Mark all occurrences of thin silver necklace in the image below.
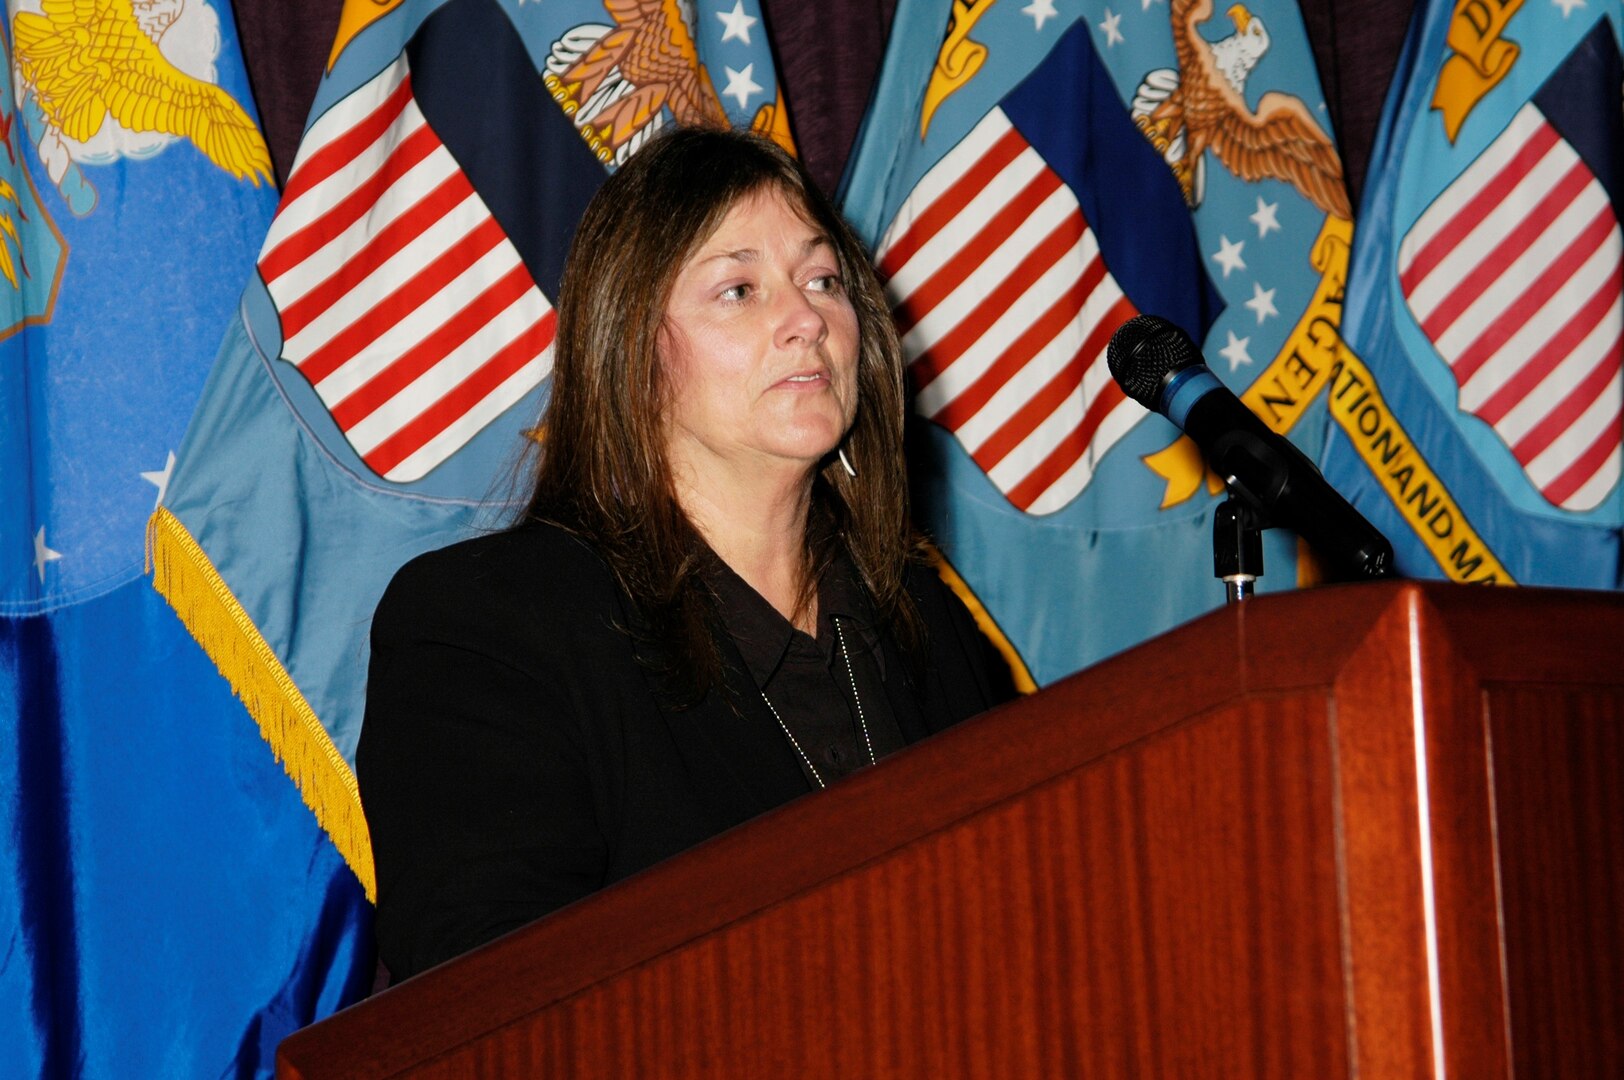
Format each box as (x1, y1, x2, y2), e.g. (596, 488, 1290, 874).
(759, 618, 876, 790)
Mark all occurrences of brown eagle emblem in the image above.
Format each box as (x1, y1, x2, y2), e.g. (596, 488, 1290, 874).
(1131, 0, 1351, 220)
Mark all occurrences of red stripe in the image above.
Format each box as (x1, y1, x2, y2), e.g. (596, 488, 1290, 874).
(893, 168, 1063, 337)
(261, 121, 442, 285)
(972, 295, 1132, 474)
(877, 125, 1026, 281)
(364, 310, 557, 476)
(1004, 379, 1130, 511)
(331, 260, 537, 429)
(1399, 121, 1560, 294)
(296, 216, 506, 385)
(909, 212, 1088, 393)
(277, 73, 416, 213)
(1476, 263, 1622, 425)
(1418, 158, 1590, 341)
(280, 169, 477, 340)
(1510, 329, 1621, 463)
(1449, 208, 1616, 386)
(927, 241, 1105, 431)
(1538, 392, 1622, 507)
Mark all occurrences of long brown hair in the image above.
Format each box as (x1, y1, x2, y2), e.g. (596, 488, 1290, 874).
(522, 128, 919, 698)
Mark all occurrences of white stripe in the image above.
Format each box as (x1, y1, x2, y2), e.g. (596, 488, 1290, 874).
(1433, 183, 1610, 363)
(1402, 137, 1578, 322)
(901, 186, 1080, 370)
(887, 147, 1051, 317)
(384, 347, 555, 482)
(281, 185, 489, 365)
(984, 349, 1115, 493)
(1490, 282, 1621, 446)
(269, 142, 466, 313)
(1458, 224, 1622, 416)
(1022, 396, 1142, 515)
(344, 286, 550, 452)
(307, 241, 526, 404)
(875, 109, 1013, 261)
(949, 256, 1122, 451)
(912, 232, 1088, 419)
(268, 97, 432, 261)
(1524, 367, 1623, 492)
(292, 54, 411, 172)
(1559, 439, 1622, 512)
(1398, 103, 1546, 279)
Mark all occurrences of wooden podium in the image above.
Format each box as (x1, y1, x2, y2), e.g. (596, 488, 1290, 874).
(279, 582, 1624, 1078)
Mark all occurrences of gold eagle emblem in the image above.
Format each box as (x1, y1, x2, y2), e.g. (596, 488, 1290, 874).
(11, 0, 272, 185)
(1133, 0, 1350, 220)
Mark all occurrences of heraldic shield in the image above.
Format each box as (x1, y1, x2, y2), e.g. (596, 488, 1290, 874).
(1398, 20, 1624, 515)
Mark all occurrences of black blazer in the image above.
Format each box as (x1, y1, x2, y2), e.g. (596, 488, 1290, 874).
(358, 520, 1014, 981)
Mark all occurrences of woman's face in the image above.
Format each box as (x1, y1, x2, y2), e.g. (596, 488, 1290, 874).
(658, 188, 860, 489)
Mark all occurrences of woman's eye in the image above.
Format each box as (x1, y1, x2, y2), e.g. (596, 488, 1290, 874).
(806, 274, 842, 294)
(719, 283, 752, 302)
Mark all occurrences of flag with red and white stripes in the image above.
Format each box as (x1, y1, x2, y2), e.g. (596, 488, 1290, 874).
(876, 108, 1140, 515)
(1399, 101, 1623, 513)
(261, 55, 558, 483)
(1326, 6, 1623, 588)
(863, 21, 1219, 520)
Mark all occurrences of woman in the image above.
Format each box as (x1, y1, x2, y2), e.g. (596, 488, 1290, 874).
(357, 129, 1014, 983)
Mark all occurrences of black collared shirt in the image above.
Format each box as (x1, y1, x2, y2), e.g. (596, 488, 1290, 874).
(707, 554, 906, 788)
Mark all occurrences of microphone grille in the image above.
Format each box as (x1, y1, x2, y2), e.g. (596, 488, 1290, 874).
(1107, 314, 1200, 409)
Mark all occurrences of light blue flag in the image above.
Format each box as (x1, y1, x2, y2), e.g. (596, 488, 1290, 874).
(150, 0, 791, 913)
(0, 3, 372, 1076)
(841, 0, 1355, 683)
(1324, 2, 1623, 586)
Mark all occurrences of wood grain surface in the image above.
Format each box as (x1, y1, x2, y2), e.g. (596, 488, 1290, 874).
(279, 582, 1624, 1079)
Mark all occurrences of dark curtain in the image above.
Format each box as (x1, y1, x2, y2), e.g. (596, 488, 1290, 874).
(235, 0, 1416, 214)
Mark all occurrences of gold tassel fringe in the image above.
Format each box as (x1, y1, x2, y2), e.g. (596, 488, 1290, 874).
(147, 507, 376, 902)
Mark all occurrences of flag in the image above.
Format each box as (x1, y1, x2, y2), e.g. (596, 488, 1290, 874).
(1325, 3, 1622, 585)
(149, 0, 791, 925)
(0, 3, 372, 1077)
(841, 0, 1352, 682)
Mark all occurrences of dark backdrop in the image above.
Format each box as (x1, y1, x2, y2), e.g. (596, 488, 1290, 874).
(233, 1, 1417, 208)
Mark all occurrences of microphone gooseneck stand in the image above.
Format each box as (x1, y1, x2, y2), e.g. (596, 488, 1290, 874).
(1214, 494, 1265, 604)
(1208, 493, 1266, 600)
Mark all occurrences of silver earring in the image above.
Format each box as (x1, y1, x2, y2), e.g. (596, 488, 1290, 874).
(838, 446, 857, 478)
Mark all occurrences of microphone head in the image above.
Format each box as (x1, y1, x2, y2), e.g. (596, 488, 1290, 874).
(1107, 314, 1202, 409)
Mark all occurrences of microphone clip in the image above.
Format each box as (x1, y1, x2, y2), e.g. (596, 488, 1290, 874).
(1214, 493, 1266, 604)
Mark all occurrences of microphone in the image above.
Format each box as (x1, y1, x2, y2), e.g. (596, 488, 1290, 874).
(1107, 314, 1393, 580)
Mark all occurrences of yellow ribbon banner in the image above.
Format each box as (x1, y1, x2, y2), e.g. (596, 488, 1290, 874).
(1432, 0, 1524, 142)
(1323, 354, 1513, 584)
(920, 0, 997, 139)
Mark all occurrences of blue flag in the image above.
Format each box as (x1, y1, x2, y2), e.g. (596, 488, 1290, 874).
(842, 0, 1352, 682)
(151, 0, 791, 914)
(0, 3, 372, 1076)
(1325, 3, 1623, 586)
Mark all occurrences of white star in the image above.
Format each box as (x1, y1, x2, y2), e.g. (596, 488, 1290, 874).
(1098, 8, 1124, 46)
(1219, 330, 1254, 371)
(721, 63, 762, 110)
(1552, 0, 1586, 16)
(1211, 234, 1246, 278)
(1023, 0, 1059, 30)
(1245, 281, 1279, 324)
(141, 450, 176, 510)
(33, 527, 62, 584)
(1250, 196, 1281, 238)
(716, 0, 758, 44)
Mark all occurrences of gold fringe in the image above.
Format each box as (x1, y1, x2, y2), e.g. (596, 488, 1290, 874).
(924, 542, 1038, 695)
(147, 507, 376, 902)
